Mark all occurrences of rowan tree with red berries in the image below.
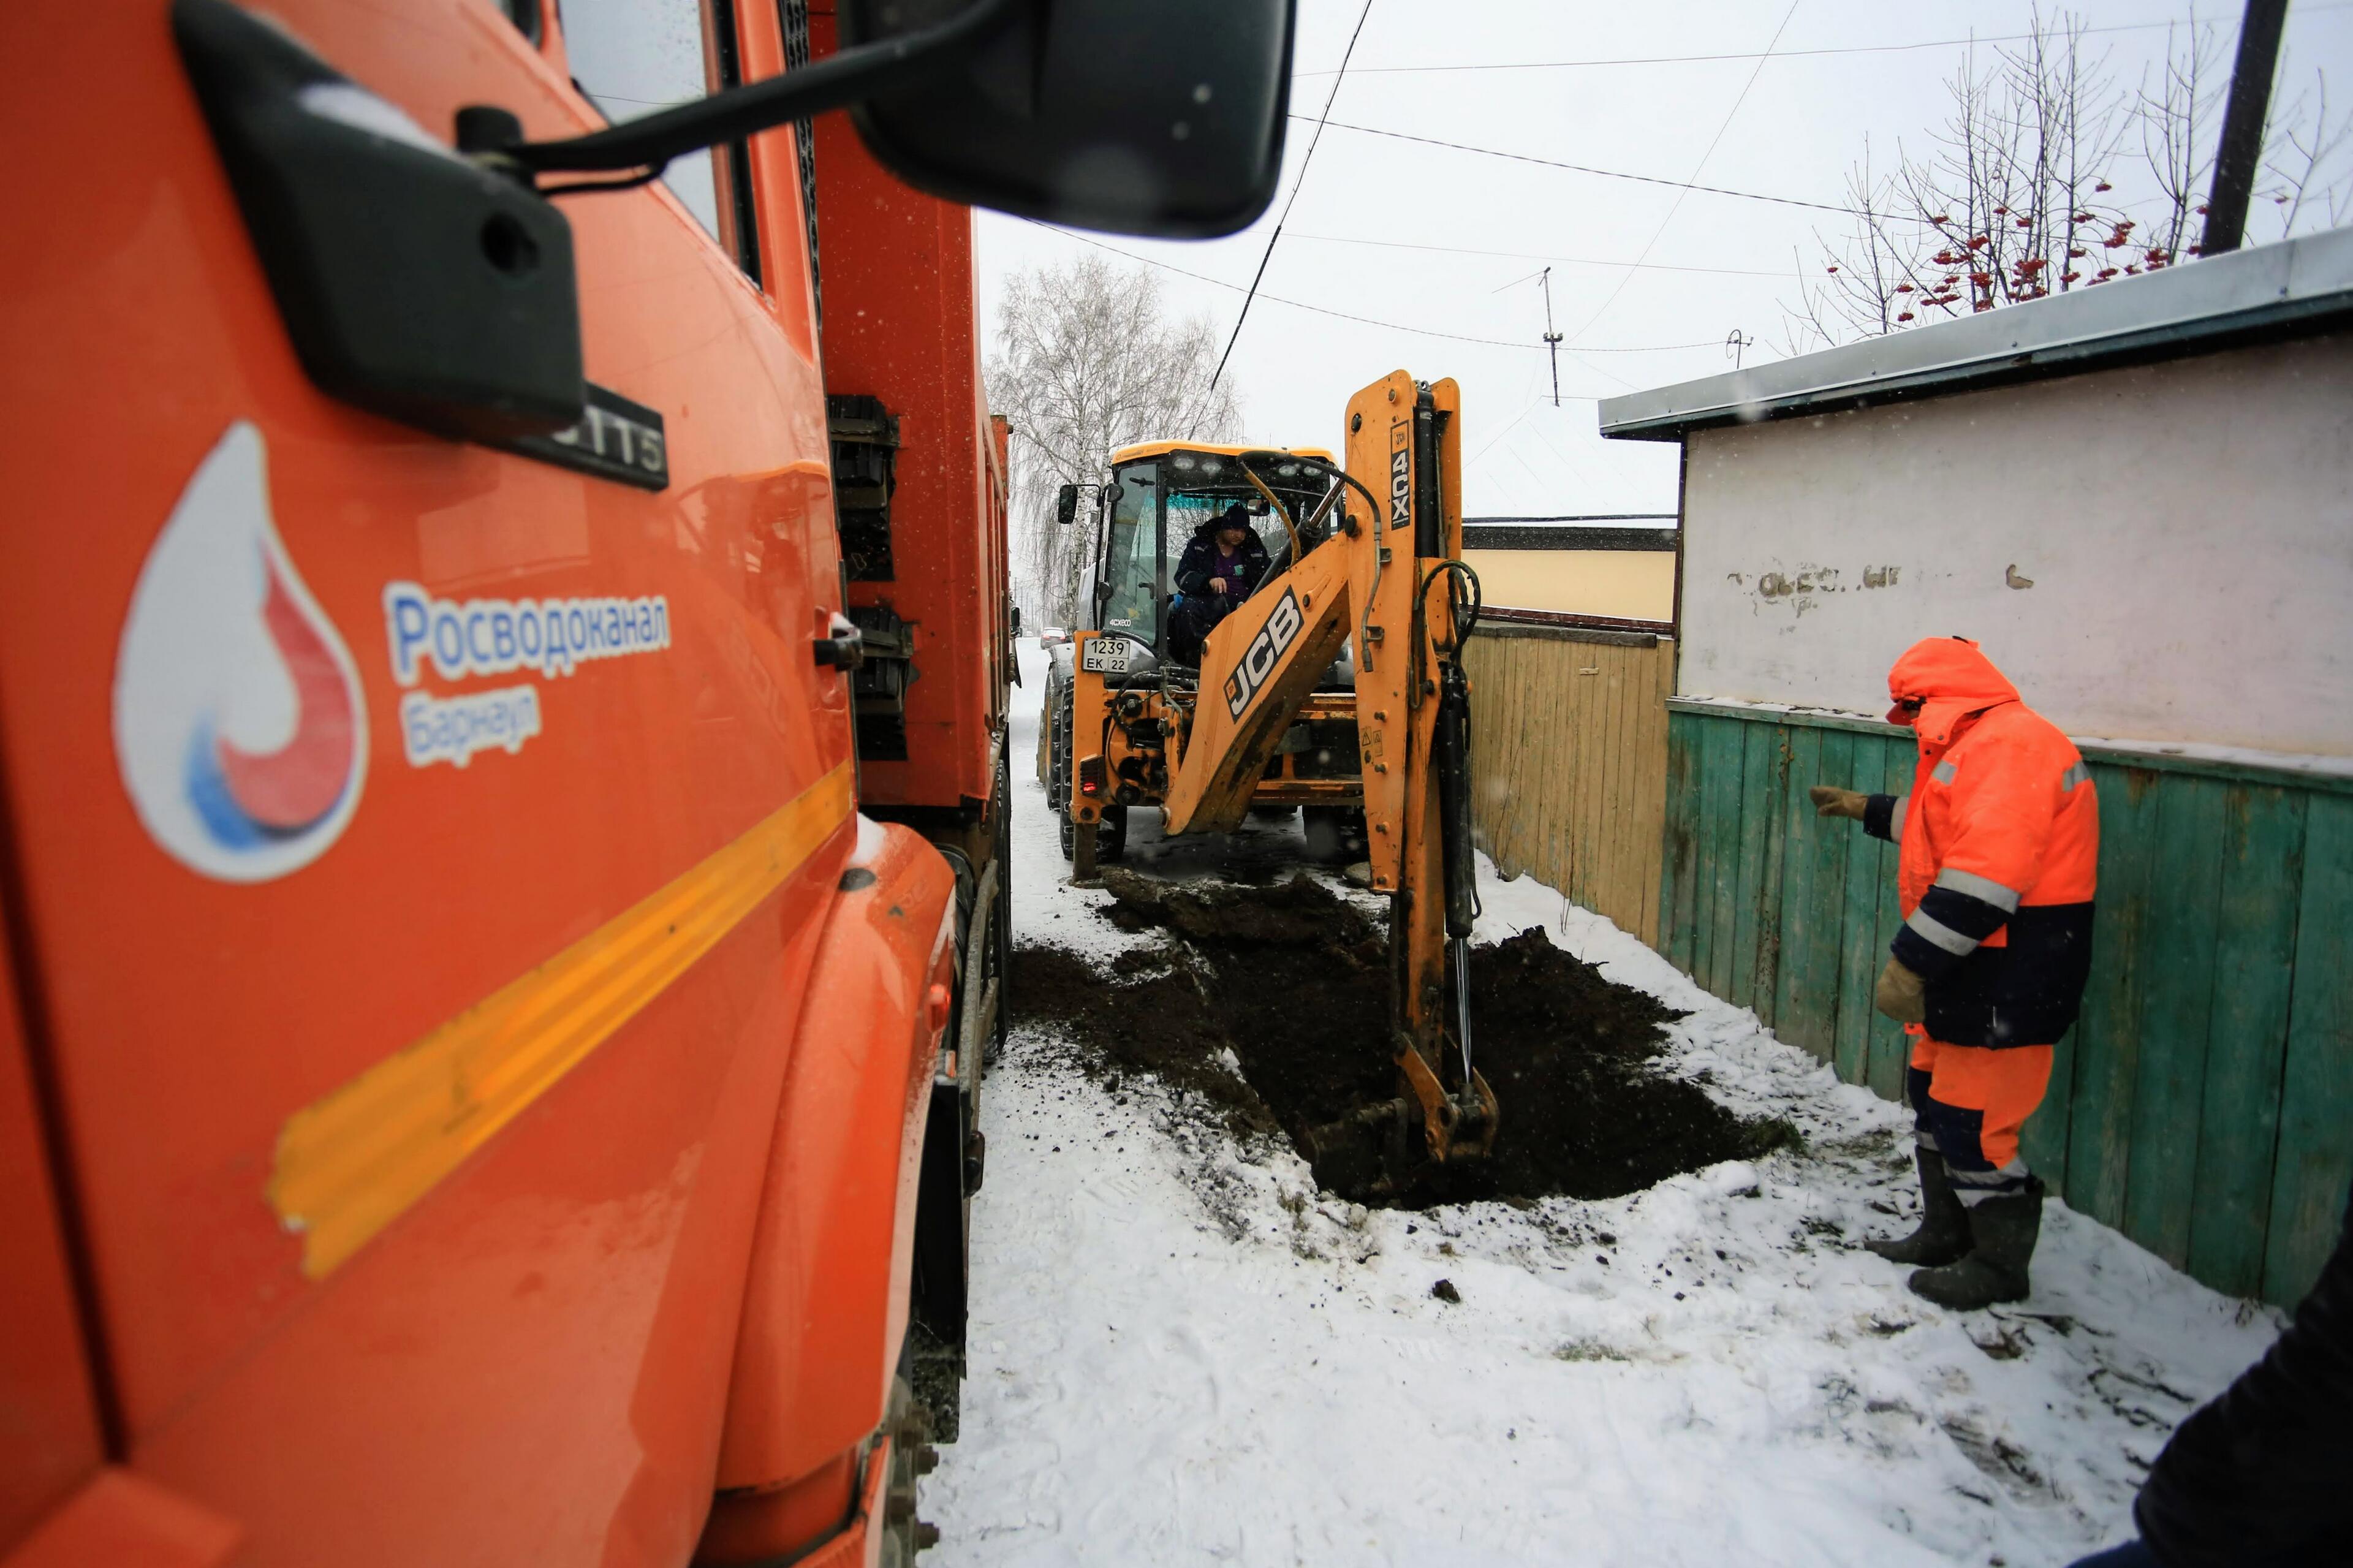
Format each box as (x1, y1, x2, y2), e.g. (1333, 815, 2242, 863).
(1790, 9, 2351, 347)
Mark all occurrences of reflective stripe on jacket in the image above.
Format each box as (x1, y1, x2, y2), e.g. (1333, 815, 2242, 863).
(1863, 637, 2098, 1047)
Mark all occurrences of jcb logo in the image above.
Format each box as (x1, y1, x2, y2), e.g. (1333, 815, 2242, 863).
(1390, 449, 1411, 531)
(1224, 589, 1302, 719)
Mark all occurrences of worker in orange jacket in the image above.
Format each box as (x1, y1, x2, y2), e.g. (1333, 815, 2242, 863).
(1812, 637, 2098, 1309)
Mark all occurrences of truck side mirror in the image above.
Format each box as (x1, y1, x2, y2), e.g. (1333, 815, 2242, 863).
(843, 0, 1296, 239)
(176, 0, 1297, 448)
(1010, 607, 1023, 634)
(484, 0, 1295, 243)
(175, 0, 586, 441)
(1056, 484, 1080, 527)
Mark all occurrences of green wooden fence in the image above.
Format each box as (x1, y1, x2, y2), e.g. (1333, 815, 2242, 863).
(1659, 699, 2353, 1308)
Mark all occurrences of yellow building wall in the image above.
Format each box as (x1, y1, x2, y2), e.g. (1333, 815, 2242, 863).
(1463, 549, 1675, 621)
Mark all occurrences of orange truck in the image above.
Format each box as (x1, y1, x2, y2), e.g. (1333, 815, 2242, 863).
(0, 2, 1293, 1564)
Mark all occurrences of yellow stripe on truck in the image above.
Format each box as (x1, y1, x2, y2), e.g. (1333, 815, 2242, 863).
(270, 761, 855, 1278)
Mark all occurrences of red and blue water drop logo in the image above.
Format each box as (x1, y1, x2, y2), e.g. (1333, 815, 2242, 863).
(115, 423, 366, 881)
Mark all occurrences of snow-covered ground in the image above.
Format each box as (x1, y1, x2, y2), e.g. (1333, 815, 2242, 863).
(930, 643, 2283, 1567)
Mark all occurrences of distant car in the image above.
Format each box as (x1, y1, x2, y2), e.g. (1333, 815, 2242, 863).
(1039, 626, 1070, 647)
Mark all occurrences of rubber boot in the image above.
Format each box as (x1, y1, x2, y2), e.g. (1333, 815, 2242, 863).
(1909, 1178, 2045, 1309)
(1865, 1146, 1970, 1267)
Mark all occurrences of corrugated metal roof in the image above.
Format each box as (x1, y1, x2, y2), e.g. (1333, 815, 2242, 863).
(1598, 225, 2353, 441)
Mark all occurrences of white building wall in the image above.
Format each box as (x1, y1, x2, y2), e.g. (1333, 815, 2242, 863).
(1675, 333, 2353, 757)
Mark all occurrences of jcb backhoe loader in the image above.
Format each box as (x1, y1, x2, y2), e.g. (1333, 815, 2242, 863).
(1043, 439, 1362, 865)
(1054, 372, 1494, 1192)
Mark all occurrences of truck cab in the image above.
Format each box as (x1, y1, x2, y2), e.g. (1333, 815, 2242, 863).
(1042, 443, 1365, 864)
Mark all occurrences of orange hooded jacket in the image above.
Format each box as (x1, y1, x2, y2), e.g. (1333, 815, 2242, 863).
(1862, 638, 2099, 1047)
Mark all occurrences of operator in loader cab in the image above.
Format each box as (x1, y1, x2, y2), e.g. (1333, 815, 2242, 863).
(1168, 503, 1269, 665)
(1810, 637, 2098, 1311)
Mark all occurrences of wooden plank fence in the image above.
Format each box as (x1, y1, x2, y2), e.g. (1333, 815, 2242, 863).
(1464, 624, 1674, 946)
(1660, 699, 2353, 1308)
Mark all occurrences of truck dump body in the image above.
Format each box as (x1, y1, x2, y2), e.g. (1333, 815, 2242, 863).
(812, 17, 1014, 811)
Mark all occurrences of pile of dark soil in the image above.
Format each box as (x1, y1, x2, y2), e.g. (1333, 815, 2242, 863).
(1011, 944, 1282, 1143)
(1014, 873, 1793, 1208)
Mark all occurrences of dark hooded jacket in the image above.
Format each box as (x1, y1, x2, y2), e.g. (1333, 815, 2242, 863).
(1862, 637, 2099, 1047)
(2133, 1179, 2353, 1566)
(1172, 517, 1268, 602)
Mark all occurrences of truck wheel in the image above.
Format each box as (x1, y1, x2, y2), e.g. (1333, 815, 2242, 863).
(1058, 807, 1075, 862)
(991, 751, 1012, 1065)
(877, 1367, 939, 1567)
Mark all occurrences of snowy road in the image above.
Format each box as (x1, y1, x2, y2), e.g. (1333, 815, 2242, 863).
(926, 643, 2280, 1567)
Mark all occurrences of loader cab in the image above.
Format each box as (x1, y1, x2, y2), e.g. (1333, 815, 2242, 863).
(1088, 443, 1336, 667)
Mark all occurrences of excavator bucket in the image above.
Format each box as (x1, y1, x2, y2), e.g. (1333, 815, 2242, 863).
(1301, 1034, 1496, 1198)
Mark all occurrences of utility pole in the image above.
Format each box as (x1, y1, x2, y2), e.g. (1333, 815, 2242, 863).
(2201, 0, 2291, 257)
(1538, 267, 1564, 406)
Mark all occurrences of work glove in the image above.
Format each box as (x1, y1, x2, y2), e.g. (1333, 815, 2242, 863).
(1873, 956, 1927, 1025)
(1809, 786, 1868, 820)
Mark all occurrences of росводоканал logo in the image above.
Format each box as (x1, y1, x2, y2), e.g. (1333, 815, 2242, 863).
(114, 422, 366, 882)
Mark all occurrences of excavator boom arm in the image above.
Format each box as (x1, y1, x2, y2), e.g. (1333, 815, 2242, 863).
(1158, 373, 1495, 1186)
(1158, 541, 1354, 836)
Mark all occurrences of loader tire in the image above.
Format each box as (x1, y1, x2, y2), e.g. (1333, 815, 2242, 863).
(1046, 683, 1072, 815)
(1058, 806, 1075, 862)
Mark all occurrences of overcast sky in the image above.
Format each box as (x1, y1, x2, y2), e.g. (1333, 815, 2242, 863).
(975, 0, 2353, 518)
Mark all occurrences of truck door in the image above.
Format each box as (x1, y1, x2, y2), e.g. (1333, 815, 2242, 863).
(0, 2, 852, 1563)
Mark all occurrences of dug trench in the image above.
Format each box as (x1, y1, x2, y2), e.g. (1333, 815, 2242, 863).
(1012, 870, 1794, 1208)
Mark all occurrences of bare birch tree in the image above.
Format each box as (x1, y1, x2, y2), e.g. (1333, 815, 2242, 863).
(2273, 68, 2353, 233)
(988, 255, 1241, 626)
(1787, 8, 2353, 349)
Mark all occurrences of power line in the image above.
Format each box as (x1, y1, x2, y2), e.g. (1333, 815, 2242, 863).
(1025, 220, 1539, 348)
(1287, 232, 1787, 278)
(1286, 4, 2352, 77)
(1567, 0, 1803, 344)
(1296, 116, 1849, 212)
(1468, 398, 1552, 464)
(1535, 338, 1716, 355)
(1210, 0, 1377, 392)
(1023, 219, 1726, 355)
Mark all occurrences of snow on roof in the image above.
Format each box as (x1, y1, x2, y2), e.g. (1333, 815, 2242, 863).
(1599, 224, 2353, 442)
